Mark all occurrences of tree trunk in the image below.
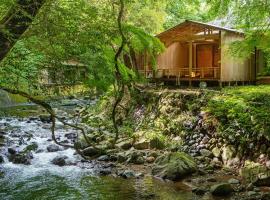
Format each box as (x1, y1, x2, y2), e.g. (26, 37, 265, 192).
(0, 0, 45, 62)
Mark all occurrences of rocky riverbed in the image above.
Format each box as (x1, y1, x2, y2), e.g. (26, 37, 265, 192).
(0, 116, 269, 200)
(1, 94, 270, 199)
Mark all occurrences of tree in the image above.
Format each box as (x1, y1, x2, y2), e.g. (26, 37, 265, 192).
(0, 0, 45, 61)
(164, 0, 213, 29)
(0, 0, 164, 149)
(208, 0, 270, 73)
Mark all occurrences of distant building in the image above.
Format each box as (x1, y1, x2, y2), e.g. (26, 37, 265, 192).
(39, 60, 88, 86)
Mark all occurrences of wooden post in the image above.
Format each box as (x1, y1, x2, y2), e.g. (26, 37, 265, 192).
(189, 41, 193, 87)
(219, 81, 223, 88)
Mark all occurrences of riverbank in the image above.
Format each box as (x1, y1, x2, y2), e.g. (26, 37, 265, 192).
(1, 86, 270, 199)
(80, 85, 270, 199)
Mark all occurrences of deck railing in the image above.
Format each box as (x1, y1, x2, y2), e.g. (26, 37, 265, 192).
(139, 67, 221, 80)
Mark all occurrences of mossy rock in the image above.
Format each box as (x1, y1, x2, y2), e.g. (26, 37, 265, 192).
(23, 142, 38, 152)
(210, 183, 234, 196)
(240, 160, 270, 183)
(152, 152, 197, 181)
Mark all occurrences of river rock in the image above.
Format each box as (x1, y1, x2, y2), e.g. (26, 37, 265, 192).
(126, 150, 145, 164)
(47, 144, 61, 152)
(116, 140, 132, 150)
(146, 156, 156, 163)
(134, 139, 149, 150)
(228, 178, 240, 184)
(24, 142, 38, 152)
(120, 170, 136, 179)
(222, 145, 236, 164)
(210, 183, 234, 196)
(116, 153, 126, 163)
(9, 132, 21, 138)
(51, 155, 68, 166)
(98, 168, 112, 176)
(64, 133, 77, 140)
(82, 147, 101, 157)
(97, 155, 110, 162)
(39, 114, 52, 123)
(0, 155, 4, 163)
(8, 147, 17, 155)
(152, 152, 197, 181)
(212, 147, 221, 158)
(240, 161, 270, 184)
(10, 152, 33, 165)
(200, 149, 213, 158)
(133, 156, 144, 164)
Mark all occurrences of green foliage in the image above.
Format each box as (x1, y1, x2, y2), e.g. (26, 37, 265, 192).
(0, 39, 46, 92)
(125, 0, 167, 34)
(0, 0, 14, 20)
(209, 0, 270, 72)
(207, 86, 270, 140)
(0, 0, 165, 94)
(164, 0, 213, 29)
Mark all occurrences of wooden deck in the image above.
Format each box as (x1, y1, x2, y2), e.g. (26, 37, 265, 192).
(139, 67, 221, 84)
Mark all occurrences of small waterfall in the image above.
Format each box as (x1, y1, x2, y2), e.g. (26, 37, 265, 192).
(0, 90, 13, 107)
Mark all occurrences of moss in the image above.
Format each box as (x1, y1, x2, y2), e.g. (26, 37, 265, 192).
(152, 152, 197, 180)
(240, 160, 270, 183)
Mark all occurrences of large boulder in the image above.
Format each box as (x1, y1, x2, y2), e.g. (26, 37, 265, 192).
(116, 140, 132, 150)
(222, 145, 236, 164)
(210, 183, 234, 196)
(9, 152, 33, 165)
(240, 160, 270, 185)
(82, 147, 102, 157)
(51, 155, 68, 166)
(47, 144, 61, 152)
(39, 114, 52, 123)
(152, 152, 197, 181)
(134, 139, 149, 150)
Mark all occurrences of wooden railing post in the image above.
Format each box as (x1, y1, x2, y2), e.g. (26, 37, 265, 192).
(189, 42, 193, 86)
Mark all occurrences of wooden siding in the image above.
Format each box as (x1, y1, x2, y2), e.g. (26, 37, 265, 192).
(220, 31, 256, 82)
(157, 42, 189, 71)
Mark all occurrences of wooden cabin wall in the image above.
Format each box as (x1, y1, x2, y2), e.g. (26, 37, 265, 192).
(157, 42, 188, 73)
(220, 31, 256, 82)
(135, 53, 149, 71)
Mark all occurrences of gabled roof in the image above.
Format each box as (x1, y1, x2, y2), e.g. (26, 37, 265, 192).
(157, 19, 244, 39)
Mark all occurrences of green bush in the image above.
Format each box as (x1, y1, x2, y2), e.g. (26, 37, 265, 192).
(207, 86, 270, 140)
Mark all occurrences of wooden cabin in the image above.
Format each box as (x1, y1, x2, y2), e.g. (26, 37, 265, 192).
(137, 20, 261, 86)
(39, 60, 88, 86)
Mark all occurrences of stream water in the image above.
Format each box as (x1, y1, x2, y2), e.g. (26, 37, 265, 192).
(0, 98, 229, 200)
